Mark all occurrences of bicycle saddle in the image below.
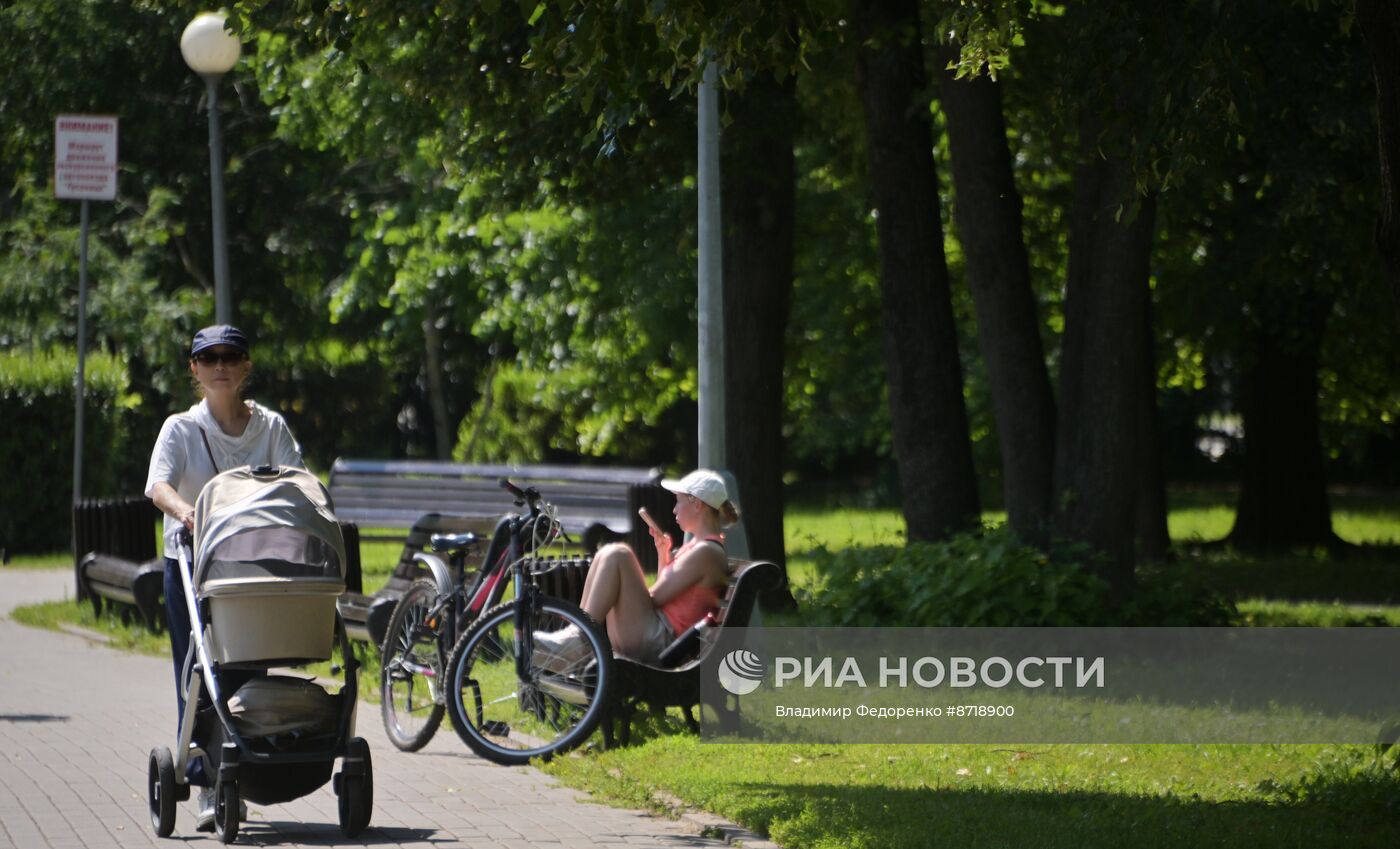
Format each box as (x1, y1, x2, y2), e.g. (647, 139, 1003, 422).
(430, 531, 482, 553)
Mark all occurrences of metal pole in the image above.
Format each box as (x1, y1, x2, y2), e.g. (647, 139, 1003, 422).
(695, 61, 750, 559)
(204, 73, 231, 324)
(73, 199, 89, 507)
(697, 59, 724, 471)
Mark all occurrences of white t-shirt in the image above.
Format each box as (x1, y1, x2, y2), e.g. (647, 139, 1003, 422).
(145, 399, 303, 557)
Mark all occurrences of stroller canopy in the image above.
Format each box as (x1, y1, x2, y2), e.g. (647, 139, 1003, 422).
(192, 466, 346, 597)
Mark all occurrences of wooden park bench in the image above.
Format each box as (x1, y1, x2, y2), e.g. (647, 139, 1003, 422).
(327, 459, 668, 561)
(73, 497, 164, 630)
(335, 512, 494, 645)
(600, 557, 782, 748)
(329, 459, 678, 645)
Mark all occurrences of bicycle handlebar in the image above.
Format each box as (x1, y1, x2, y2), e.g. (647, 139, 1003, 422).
(498, 478, 541, 509)
(498, 477, 573, 545)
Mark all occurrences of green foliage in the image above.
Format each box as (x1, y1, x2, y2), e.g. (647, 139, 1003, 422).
(1120, 561, 1236, 627)
(798, 527, 1112, 627)
(455, 365, 597, 463)
(1, 0, 1395, 528)
(0, 348, 136, 553)
(798, 526, 1237, 627)
(455, 362, 678, 463)
(937, 0, 1040, 81)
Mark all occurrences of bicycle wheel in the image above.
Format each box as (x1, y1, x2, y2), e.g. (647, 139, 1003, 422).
(445, 597, 611, 765)
(380, 580, 446, 752)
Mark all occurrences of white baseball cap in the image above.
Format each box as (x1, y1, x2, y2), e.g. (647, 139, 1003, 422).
(661, 469, 729, 510)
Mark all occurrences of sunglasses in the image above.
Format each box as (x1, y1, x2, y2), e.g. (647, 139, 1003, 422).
(192, 350, 248, 365)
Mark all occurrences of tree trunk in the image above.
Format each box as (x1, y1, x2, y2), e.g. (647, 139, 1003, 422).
(853, 0, 981, 542)
(1052, 114, 1156, 598)
(722, 71, 798, 609)
(935, 42, 1057, 546)
(1136, 294, 1171, 561)
(1356, 0, 1400, 330)
(422, 303, 452, 460)
(1228, 301, 1337, 549)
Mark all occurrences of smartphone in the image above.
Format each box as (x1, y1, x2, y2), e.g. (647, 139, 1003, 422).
(637, 506, 662, 533)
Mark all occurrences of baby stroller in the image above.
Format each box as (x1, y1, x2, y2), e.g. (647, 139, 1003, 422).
(147, 465, 372, 843)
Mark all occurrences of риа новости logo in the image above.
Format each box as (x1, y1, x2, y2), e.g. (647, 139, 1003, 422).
(717, 649, 765, 696)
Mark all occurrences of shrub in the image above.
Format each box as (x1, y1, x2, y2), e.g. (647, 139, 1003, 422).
(796, 526, 1237, 627)
(797, 527, 1112, 627)
(1121, 561, 1236, 626)
(1, 347, 136, 553)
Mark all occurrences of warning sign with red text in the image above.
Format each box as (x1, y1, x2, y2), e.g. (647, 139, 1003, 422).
(54, 115, 118, 201)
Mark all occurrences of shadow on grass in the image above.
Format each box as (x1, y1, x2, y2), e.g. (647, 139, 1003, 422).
(1175, 543, 1400, 605)
(725, 769, 1400, 849)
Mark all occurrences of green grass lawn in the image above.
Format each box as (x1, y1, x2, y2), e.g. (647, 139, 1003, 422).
(1, 551, 73, 569)
(545, 739, 1400, 848)
(540, 491, 1400, 848)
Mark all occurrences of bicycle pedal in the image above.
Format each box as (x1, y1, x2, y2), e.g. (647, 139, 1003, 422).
(482, 720, 510, 736)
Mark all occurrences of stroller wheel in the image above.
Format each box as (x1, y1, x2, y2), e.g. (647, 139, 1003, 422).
(147, 747, 176, 837)
(337, 737, 373, 837)
(214, 779, 239, 844)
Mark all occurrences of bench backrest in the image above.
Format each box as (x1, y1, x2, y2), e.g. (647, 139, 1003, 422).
(380, 512, 502, 591)
(529, 556, 592, 604)
(328, 458, 661, 534)
(689, 558, 782, 665)
(73, 497, 158, 564)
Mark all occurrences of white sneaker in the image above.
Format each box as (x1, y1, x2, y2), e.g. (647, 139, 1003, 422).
(531, 625, 590, 673)
(194, 786, 247, 832)
(195, 787, 216, 832)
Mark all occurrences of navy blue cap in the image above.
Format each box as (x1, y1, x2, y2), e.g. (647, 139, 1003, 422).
(190, 325, 249, 357)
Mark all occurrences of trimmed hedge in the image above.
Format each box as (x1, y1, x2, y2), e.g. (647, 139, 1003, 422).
(1, 348, 135, 553)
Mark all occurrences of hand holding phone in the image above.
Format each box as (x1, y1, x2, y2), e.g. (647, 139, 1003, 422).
(639, 507, 673, 563)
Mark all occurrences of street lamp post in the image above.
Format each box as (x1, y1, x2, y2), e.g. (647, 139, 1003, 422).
(697, 59, 723, 472)
(180, 12, 241, 325)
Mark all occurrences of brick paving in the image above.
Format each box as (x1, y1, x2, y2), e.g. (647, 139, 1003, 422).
(0, 568, 728, 849)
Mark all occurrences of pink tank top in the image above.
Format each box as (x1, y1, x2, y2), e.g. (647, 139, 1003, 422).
(658, 535, 724, 636)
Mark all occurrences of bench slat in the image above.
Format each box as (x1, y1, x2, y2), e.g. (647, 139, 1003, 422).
(332, 458, 660, 486)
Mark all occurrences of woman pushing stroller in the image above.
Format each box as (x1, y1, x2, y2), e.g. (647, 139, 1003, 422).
(145, 325, 301, 830)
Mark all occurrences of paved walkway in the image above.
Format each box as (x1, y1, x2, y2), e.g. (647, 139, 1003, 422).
(0, 568, 727, 849)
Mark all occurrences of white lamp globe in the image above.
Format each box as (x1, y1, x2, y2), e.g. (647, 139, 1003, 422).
(180, 12, 241, 75)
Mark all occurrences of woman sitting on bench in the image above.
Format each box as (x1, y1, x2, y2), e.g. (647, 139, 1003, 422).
(535, 469, 740, 665)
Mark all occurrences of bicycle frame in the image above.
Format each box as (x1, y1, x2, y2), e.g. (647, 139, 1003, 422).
(496, 480, 556, 682)
(415, 483, 556, 662)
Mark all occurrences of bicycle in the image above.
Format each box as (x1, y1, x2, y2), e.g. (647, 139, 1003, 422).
(379, 491, 530, 751)
(442, 481, 612, 764)
(378, 479, 611, 763)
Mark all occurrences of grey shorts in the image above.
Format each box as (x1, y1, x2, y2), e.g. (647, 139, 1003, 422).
(635, 609, 676, 665)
